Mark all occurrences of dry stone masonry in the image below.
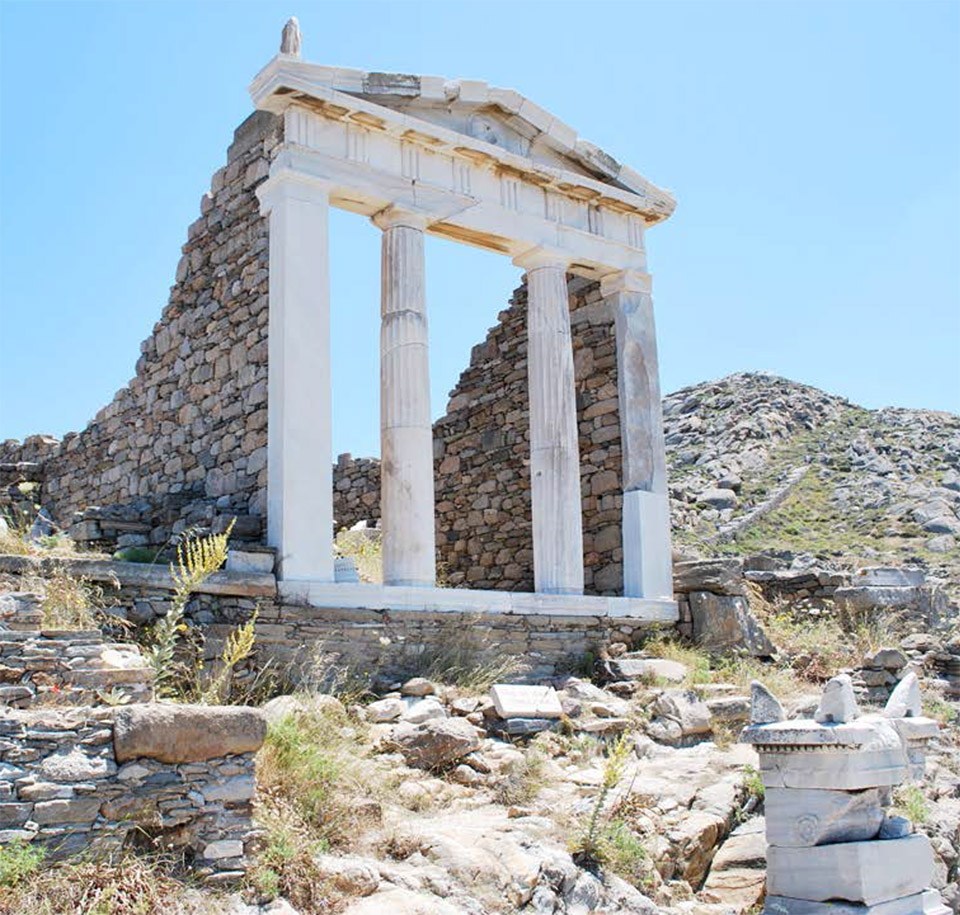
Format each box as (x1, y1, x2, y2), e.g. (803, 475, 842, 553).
(0, 592, 152, 707)
(1, 109, 281, 550)
(0, 582, 266, 880)
(0, 704, 265, 881)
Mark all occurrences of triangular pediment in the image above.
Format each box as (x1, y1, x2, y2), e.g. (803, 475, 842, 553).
(250, 57, 675, 216)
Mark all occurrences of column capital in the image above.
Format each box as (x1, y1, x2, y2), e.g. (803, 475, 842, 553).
(372, 206, 430, 232)
(599, 269, 652, 298)
(256, 167, 334, 216)
(512, 246, 570, 272)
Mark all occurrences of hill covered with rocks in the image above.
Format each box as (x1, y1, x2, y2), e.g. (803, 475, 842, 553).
(663, 372, 960, 590)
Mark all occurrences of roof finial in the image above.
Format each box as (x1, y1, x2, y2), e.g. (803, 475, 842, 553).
(280, 17, 302, 57)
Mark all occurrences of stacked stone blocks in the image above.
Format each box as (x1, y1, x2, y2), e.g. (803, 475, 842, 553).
(743, 675, 946, 914)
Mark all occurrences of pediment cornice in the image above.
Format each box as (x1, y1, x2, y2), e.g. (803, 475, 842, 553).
(250, 55, 675, 225)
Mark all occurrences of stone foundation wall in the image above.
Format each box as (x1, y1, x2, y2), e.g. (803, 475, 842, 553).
(0, 112, 282, 549)
(0, 558, 666, 683)
(0, 705, 262, 879)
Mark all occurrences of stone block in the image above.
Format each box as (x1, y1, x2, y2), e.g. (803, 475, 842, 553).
(766, 834, 933, 905)
(0, 802, 31, 827)
(764, 787, 884, 846)
(759, 746, 908, 790)
(114, 704, 266, 764)
(203, 839, 244, 860)
(32, 797, 102, 825)
(604, 657, 688, 683)
(673, 558, 746, 596)
(489, 684, 562, 719)
(226, 548, 275, 575)
(202, 775, 256, 804)
(651, 689, 712, 736)
(690, 591, 775, 657)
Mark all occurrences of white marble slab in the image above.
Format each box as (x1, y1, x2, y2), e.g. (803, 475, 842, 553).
(277, 581, 678, 621)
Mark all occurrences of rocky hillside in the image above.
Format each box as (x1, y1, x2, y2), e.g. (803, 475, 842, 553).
(664, 373, 960, 589)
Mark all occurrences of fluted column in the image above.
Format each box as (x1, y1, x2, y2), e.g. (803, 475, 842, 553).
(374, 208, 435, 587)
(257, 170, 334, 581)
(601, 269, 672, 599)
(514, 248, 584, 595)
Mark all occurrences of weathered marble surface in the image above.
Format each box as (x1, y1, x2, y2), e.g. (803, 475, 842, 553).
(766, 835, 934, 905)
(764, 786, 884, 847)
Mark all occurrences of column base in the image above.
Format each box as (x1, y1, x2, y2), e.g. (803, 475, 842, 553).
(622, 490, 672, 600)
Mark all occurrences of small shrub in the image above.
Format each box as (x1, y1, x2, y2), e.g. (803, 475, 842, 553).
(893, 785, 929, 825)
(741, 765, 765, 801)
(0, 509, 35, 556)
(256, 704, 379, 850)
(40, 566, 103, 630)
(597, 819, 653, 887)
(247, 797, 334, 913)
(923, 695, 959, 727)
(0, 840, 45, 888)
(494, 748, 548, 806)
(200, 609, 258, 705)
(572, 735, 632, 864)
(145, 522, 233, 699)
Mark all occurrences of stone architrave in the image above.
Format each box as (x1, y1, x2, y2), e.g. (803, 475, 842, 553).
(601, 270, 672, 600)
(515, 248, 584, 595)
(375, 208, 435, 587)
(256, 170, 335, 582)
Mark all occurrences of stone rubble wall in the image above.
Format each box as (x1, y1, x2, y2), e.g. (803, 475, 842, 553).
(0, 592, 153, 707)
(0, 705, 262, 880)
(333, 454, 381, 533)
(433, 277, 625, 595)
(0, 111, 283, 549)
(0, 558, 658, 680)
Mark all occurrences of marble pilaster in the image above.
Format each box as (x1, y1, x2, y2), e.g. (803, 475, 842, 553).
(257, 170, 335, 582)
(601, 270, 672, 600)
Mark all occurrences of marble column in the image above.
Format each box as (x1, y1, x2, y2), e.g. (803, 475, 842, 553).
(515, 249, 584, 595)
(257, 170, 334, 581)
(374, 208, 436, 587)
(601, 270, 672, 599)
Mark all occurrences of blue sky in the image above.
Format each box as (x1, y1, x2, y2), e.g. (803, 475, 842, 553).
(1, 0, 958, 458)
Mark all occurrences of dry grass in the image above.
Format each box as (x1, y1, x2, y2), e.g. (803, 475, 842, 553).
(256, 703, 384, 850)
(38, 566, 107, 630)
(252, 702, 389, 911)
(247, 797, 338, 913)
(641, 635, 807, 700)
(334, 530, 382, 584)
(0, 854, 222, 915)
(493, 748, 549, 806)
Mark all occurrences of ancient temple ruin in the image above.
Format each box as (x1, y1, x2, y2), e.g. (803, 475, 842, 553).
(1, 20, 679, 630)
(253, 21, 676, 619)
